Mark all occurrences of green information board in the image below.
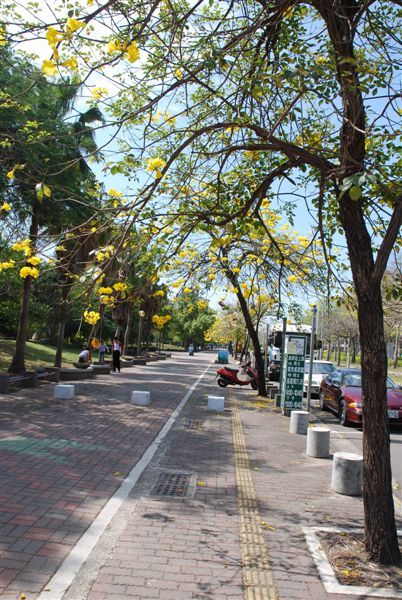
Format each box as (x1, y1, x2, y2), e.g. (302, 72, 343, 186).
(280, 334, 307, 410)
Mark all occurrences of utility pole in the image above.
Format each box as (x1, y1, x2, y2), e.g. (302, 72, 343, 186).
(306, 305, 318, 412)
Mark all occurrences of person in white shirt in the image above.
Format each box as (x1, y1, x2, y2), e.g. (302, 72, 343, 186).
(112, 338, 122, 372)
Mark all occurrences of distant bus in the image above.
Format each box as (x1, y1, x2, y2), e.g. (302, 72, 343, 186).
(266, 322, 321, 380)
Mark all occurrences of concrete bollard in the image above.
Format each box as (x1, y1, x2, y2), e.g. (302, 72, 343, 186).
(331, 452, 363, 496)
(131, 391, 150, 406)
(54, 384, 75, 399)
(306, 427, 330, 458)
(289, 410, 309, 434)
(207, 395, 225, 412)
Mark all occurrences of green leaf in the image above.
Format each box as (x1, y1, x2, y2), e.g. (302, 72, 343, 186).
(349, 185, 362, 201)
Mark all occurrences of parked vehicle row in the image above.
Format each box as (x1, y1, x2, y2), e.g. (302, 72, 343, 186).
(319, 367, 402, 427)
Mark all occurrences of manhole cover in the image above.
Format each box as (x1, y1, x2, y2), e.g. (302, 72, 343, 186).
(151, 471, 190, 497)
(185, 419, 204, 429)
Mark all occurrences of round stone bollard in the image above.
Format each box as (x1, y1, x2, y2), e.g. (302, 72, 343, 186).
(306, 427, 330, 458)
(289, 410, 309, 435)
(207, 395, 225, 412)
(331, 452, 363, 496)
(54, 384, 75, 399)
(131, 391, 150, 406)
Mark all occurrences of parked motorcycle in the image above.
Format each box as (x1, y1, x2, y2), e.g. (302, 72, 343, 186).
(216, 362, 258, 390)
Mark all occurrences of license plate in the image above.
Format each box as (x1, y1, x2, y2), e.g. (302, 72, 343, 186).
(388, 410, 399, 419)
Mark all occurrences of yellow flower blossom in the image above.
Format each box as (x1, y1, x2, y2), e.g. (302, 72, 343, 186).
(113, 282, 128, 292)
(231, 267, 240, 274)
(0, 25, 7, 46)
(62, 57, 78, 71)
(66, 17, 85, 35)
(92, 87, 108, 100)
(107, 188, 123, 197)
(126, 41, 140, 63)
(98, 286, 113, 295)
(46, 27, 64, 49)
(42, 59, 57, 76)
(26, 256, 41, 266)
(153, 290, 165, 297)
(12, 239, 32, 257)
(208, 273, 216, 281)
(146, 157, 166, 173)
(20, 266, 39, 279)
(287, 275, 298, 283)
(83, 310, 101, 325)
(174, 68, 183, 79)
(1, 202, 11, 211)
(0, 259, 15, 271)
(183, 287, 191, 294)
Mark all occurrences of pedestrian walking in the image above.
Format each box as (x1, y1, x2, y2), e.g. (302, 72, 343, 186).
(98, 340, 108, 364)
(112, 338, 122, 372)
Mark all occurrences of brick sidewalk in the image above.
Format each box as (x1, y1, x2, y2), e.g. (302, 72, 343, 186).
(1, 355, 401, 599)
(0, 354, 212, 599)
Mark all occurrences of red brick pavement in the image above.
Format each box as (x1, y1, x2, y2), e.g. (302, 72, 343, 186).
(2, 355, 401, 600)
(0, 354, 212, 599)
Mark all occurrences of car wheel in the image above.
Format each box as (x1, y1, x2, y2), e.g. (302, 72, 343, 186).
(338, 399, 349, 426)
(251, 380, 258, 390)
(319, 390, 327, 411)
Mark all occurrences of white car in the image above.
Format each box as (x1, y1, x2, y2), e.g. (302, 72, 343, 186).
(303, 360, 336, 397)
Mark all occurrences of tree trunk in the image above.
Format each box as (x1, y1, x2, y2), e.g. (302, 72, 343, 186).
(346, 335, 351, 368)
(234, 290, 266, 396)
(326, 341, 332, 361)
(392, 326, 400, 369)
(54, 281, 72, 368)
(338, 194, 401, 563)
(8, 202, 40, 373)
(358, 284, 399, 563)
(123, 302, 133, 354)
(351, 336, 357, 364)
(336, 338, 341, 366)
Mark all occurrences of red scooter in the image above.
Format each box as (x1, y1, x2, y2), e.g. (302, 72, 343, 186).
(216, 362, 258, 390)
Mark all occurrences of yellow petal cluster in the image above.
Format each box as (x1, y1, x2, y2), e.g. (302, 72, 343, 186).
(98, 286, 113, 295)
(46, 27, 64, 49)
(12, 239, 32, 257)
(0, 259, 15, 271)
(1, 202, 11, 211)
(42, 60, 57, 76)
(83, 310, 101, 325)
(113, 282, 128, 292)
(20, 266, 39, 279)
(152, 314, 171, 329)
(26, 256, 42, 266)
(66, 17, 85, 35)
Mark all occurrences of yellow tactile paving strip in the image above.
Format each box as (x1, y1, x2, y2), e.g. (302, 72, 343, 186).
(230, 389, 279, 600)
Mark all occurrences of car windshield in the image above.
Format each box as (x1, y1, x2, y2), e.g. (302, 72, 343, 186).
(304, 363, 334, 374)
(342, 372, 362, 386)
(341, 371, 398, 388)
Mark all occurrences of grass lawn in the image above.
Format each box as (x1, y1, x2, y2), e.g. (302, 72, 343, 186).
(0, 339, 80, 371)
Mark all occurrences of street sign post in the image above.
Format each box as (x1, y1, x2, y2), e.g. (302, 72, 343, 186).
(280, 333, 307, 411)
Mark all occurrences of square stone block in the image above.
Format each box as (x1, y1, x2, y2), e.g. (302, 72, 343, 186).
(54, 384, 75, 399)
(131, 390, 150, 406)
(207, 395, 225, 412)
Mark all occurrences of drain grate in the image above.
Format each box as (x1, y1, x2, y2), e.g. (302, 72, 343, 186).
(185, 419, 204, 430)
(151, 471, 190, 497)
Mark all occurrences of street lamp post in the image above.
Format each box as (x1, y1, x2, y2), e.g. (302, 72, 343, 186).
(137, 310, 145, 357)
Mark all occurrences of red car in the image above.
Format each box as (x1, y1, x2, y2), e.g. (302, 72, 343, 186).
(319, 368, 402, 426)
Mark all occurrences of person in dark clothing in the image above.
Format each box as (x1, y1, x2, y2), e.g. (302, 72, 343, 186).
(112, 338, 122, 372)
